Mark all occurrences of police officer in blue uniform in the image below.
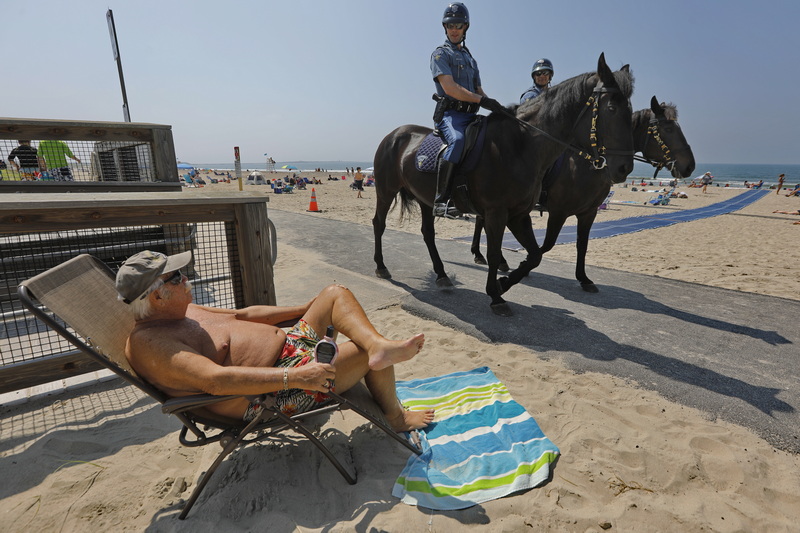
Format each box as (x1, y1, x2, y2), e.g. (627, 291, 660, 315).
(431, 2, 505, 217)
(520, 58, 554, 104)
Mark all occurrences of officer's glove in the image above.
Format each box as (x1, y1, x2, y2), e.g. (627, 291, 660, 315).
(479, 96, 506, 115)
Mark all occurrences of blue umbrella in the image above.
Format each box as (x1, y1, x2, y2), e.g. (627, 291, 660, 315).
(177, 163, 194, 169)
(281, 165, 298, 170)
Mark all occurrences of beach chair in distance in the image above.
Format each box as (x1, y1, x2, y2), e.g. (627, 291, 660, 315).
(597, 190, 615, 210)
(647, 186, 675, 206)
(17, 254, 422, 520)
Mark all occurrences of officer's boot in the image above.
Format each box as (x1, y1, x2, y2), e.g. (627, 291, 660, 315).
(433, 160, 461, 218)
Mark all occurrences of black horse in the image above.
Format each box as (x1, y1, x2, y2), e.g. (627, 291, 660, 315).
(372, 53, 635, 315)
(470, 96, 696, 292)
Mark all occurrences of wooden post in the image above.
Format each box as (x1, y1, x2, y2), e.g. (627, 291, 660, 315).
(233, 201, 276, 306)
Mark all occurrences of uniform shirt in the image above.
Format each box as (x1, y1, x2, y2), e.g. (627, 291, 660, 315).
(431, 40, 482, 97)
(520, 84, 545, 104)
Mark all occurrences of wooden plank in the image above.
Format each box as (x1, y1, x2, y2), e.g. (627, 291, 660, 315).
(152, 127, 179, 182)
(0, 203, 240, 233)
(0, 117, 170, 143)
(233, 202, 276, 306)
(0, 182, 182, 194)
(0, 351, 105, 395)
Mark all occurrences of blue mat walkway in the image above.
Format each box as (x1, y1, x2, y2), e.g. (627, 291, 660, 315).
(457, 189, 769, 252)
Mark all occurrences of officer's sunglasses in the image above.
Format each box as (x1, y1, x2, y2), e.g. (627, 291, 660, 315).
(534, 71, 551, 77)
(446, 23, 465, 30)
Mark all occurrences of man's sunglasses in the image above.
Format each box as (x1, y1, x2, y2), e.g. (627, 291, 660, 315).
(446, 23, 465, 30)
(534, 71, 552, 77)
(163, 270, 184, 285)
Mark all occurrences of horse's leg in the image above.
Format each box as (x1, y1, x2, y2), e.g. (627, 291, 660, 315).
(540, 213, 568, 254)
(482, 211, 513, 315)
(372, 193, 395, 279)
(420, 203, 453, 288)
(471, 215, 509, 272)
(471, 216, 487, 265)
(497, 213, 542, 295)
(574, 210, 599, 292)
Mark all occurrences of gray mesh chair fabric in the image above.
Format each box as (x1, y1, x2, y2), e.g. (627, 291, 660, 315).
(18, 254, 420, 520)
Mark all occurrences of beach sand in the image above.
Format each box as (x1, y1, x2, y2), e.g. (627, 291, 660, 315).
(1, 173, 799, 532)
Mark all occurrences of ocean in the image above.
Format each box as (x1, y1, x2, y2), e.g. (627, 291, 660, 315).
(196, 160, 800, 188)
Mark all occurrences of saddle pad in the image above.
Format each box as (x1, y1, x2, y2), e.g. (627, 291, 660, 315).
(415, 133, 446, 173)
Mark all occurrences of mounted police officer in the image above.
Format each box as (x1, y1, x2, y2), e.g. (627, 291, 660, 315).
(431, 2, 505, 217)
(520, 58, 554, 104)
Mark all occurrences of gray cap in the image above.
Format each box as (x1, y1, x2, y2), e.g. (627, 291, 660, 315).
(116, 250, 192, 304)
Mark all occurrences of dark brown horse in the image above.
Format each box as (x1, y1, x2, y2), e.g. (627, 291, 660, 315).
(470, 96, 695, 292)
(372, 53, 635, 315)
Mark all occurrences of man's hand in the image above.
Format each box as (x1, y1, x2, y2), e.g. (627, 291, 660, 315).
(479, 96, 506, 115)
(294, 362, 336, 392)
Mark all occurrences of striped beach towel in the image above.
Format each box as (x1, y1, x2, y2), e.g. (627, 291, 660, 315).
(392, 367, 560, 510)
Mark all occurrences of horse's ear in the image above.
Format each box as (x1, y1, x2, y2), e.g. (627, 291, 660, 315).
(650, 95, 664, 118)
(597, 52, 615, 86)
(621, 64, 630, 73)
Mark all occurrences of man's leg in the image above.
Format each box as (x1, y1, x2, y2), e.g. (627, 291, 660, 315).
(301, 284, 425, 372)
(433, 159, 460, 217)
(332, 343, 434, 432)
(433, 114, 464, 218)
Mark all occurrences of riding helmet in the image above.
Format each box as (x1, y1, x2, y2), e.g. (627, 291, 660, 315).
(442, 2, 470, 29)
(531, 58, 554, 79)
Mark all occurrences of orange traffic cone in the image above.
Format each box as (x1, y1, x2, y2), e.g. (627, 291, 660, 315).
(307, 188, 321, 212)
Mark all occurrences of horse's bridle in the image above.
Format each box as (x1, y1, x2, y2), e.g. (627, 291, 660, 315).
(511, 84, 634, 171)
(634, 115, 689, 178)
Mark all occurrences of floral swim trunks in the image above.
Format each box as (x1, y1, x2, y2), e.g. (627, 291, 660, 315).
(243, 319, 332, 421)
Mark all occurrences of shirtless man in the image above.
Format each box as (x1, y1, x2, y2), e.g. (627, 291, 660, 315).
(116, 250, 434, 432)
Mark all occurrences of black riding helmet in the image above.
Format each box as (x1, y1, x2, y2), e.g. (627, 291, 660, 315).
(442, 2, 470, 42)
(531, 58, 554, 79)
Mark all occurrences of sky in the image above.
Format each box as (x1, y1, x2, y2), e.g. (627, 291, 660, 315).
(3, 0, 799, 165)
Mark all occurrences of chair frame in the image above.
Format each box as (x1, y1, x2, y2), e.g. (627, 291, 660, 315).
(17, 254, 420, 520)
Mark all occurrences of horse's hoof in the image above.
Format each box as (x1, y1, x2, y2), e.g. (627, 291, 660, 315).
(581, 283, 599, 293)
(436, 276, 454, 289)
(497, 276, 512, 295)
(474, 256, 487, 266)
(499, 262, 510, 273)
(490, 302, 513, 316)
(375, 268, 392, 280)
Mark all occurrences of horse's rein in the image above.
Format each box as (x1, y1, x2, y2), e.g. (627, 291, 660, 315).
(506, 84, 634, 171)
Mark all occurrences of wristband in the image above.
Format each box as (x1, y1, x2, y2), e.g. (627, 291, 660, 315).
(283, 367, 289, 390)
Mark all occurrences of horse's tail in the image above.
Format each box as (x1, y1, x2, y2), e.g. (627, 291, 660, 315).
(397, 187, 418, 223)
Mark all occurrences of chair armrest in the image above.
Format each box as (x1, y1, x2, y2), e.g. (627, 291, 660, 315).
(162, 393, 243, 415)
(162, 393, 276, 416)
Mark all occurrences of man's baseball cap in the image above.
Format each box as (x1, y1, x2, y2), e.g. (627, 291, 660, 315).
(116, 250, 192, 304)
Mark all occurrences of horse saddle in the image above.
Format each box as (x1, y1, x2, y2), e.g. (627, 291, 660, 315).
(414, 116, 487, 174)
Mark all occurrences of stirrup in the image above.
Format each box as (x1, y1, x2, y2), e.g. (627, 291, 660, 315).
(433, 201, 461, 218)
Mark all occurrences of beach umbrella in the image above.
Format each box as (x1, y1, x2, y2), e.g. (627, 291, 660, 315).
(177, 163, 194, 169)
(281, 165, 298, 170)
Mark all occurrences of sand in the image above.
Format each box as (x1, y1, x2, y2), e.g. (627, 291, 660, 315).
(1, 172, 799, 532)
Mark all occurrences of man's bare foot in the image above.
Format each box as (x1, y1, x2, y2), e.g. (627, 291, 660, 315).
(386, 407, 435, 432)
(368, 333, 425, 371)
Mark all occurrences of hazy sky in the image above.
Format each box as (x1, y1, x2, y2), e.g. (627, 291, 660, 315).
(4, 0, 798, 164)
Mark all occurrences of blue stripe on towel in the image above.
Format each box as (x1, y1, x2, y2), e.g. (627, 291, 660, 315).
(392, 367, 560, 510)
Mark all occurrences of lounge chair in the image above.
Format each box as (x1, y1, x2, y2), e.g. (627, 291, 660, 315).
(648, 186, 675, 206)
(17, 254, 421, 520)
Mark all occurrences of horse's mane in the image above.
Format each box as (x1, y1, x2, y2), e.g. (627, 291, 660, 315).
(632, 102, 678, 124)
(516, 68, 635, 125)
(659, 102, 678, 120)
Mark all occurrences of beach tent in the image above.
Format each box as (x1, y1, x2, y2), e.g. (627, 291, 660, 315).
(246, 172, 267, 185)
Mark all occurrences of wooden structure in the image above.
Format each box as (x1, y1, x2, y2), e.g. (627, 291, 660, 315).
(0, 191, 275, 394)
(0, 117, 179, 191)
